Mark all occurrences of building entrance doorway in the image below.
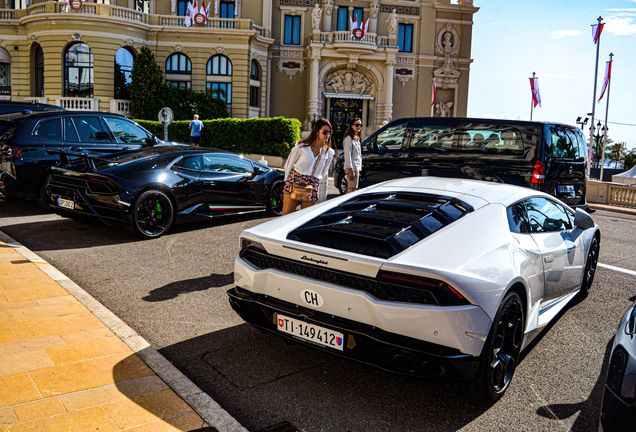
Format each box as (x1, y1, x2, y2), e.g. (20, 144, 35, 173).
(328, 98, 362, 150)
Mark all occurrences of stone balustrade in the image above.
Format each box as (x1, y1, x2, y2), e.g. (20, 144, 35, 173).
(587, 180, 636, 208)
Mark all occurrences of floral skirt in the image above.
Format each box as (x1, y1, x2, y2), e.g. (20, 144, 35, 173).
(284, 170, 320, 202)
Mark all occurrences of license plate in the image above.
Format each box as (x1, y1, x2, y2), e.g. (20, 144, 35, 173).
(57, 198, 75, 210)
(558, 185, 574, 195)
(276, 313, 344, 351)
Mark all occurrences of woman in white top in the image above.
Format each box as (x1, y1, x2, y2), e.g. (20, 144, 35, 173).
(342, 117, 363, 193)
(282, 118, 336, 215)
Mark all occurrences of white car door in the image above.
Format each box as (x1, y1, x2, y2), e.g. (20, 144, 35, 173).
(525, 197, 583, 301)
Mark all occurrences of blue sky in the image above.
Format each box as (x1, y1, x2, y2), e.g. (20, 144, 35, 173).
(468, 0, 636, 150)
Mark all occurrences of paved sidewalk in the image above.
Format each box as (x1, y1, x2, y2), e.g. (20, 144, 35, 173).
(587, 202, 636, 216)
(0, 235, 245, 432)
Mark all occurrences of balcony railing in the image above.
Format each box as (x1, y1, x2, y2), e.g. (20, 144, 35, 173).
(55, 97, 99, 112)
(23, 97, 49, 104)
(317, 31, 393, 48)
(110, 99, 132, 117)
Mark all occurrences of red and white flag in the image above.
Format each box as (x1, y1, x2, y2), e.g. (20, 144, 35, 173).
(598, 59, 612, 103)
(184, 1, 193, 27)
(200, 0, 208, 22)
(529, 77, 541, 108)
(592, 23, 604, 44)
(431, 79, 436, 106)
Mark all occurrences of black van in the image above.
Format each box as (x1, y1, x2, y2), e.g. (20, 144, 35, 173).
(334, 117, 588, 207)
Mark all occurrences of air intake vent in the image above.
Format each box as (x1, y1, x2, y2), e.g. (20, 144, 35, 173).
(287, 192, 473, 259)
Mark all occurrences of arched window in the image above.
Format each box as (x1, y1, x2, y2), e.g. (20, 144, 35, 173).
(207, 55, 232, 104)
(165, 53, 191, 89)
(114, 47, 135, 100)
(32, 44, 44, 97)
(64, 43, 93, 98)
(249, 60, 260, 108)
(0, 47, 10, 100)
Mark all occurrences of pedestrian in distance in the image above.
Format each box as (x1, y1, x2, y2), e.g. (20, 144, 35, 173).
(343, 117, 363, 193)
(282, 118, 335, 215)
(188, 114, 204, 146)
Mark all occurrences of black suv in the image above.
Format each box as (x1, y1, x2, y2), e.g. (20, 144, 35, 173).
(0, 111, 167, 206)
(334, 117, 588, 207)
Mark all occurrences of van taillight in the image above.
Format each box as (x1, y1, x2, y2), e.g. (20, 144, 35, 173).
(532, 161, 545, 184)
(0, 145, 19, 159)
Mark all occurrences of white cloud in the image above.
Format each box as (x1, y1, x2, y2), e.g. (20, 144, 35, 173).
(605, 14, 636, 35)
(549, 30, 583, 39)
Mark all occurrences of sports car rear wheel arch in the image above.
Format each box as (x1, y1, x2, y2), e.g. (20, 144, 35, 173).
(128, 189, 175, 239)
(267, 180, 284, 216)
(455, 290, 525, 402)
(578, 233, 600, 299)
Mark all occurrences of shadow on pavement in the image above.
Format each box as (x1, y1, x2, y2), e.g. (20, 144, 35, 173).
(158, 324, 491, 432)
(143, 272, 234, 302)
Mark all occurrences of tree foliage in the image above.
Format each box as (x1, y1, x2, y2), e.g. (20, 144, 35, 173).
(624, 150, 636, 170)
(129, 47, 163, 120)
(158, 85, 228, 121)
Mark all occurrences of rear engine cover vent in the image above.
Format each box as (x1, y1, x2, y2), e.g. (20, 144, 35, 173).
(287, 192, 473, 259)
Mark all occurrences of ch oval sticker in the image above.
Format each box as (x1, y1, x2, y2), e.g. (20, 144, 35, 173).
(300, 289, 324, 308)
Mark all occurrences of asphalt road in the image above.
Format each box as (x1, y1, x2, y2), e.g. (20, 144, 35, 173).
(1, 193, 635, 432)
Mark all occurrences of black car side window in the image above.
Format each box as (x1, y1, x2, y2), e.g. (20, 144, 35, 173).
(507, 202, 530, 234)
(375, 123, 407, 150)
(34, 118, 62, 141)
(409, 124, 454, 151)
(524, 197, 572, 233)
(102, 117, 151, 145)
(72, 116, 111, 143)
(203, 154, 253, 174)
(175, 156, 202, 171)
(64, 118, 80, 142)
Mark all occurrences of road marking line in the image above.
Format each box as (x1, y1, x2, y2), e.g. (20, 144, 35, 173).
(599, 263, 636, 277)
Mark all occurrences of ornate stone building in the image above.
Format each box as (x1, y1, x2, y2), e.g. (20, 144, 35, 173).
(0, 0, 477, 142)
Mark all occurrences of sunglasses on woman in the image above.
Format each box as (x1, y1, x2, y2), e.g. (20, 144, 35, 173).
(354, 123, 362, 127)
(321, 130, 332, 135)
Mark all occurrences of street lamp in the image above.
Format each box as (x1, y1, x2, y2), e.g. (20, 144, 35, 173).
(592, 121, 606, 170)
(576, 116, 589, 130)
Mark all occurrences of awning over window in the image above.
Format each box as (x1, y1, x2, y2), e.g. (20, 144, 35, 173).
(0, 48, 10, 64)
(323, 92, 374, 100)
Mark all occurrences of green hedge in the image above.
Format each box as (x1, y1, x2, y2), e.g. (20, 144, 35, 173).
(136, 117, 301, 159)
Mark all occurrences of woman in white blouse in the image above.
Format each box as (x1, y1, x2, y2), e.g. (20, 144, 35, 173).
(282, 118, 336, 215)
(342, 117, 363, 193)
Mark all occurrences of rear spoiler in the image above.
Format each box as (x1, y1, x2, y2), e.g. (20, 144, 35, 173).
(47, 150, 112, 172)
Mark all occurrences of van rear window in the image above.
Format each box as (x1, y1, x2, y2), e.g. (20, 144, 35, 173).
(548, 126, 585, 161)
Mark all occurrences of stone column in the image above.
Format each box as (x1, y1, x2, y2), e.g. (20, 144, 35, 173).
(307, 47, 321, 130)
(384, 58, 396, 121)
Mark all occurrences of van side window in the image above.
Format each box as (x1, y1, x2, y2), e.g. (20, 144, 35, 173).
(72, 117, 111, 143)
(548, 126, 584, 161)
(457, 125, 524, 156)
(376, 123, 407, 150)
(409, 124, 454, 151)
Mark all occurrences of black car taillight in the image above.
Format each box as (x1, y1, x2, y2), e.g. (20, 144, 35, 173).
(86, 177, 121, 194)
(377, 271, 469, 306)
(0, 145, 20, 159)
(240, 238, 267, 253)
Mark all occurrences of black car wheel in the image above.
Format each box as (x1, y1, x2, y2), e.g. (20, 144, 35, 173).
(267, 180, 284, 216)
(456, 291, 524, 402)
(579, 234, 600, 299)
(337, 171, 348, 195)
(129, 190, 174, 239)
(35, 173, 53, 210)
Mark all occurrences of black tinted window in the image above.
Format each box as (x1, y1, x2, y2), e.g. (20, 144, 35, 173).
(548, 126, 584, 161)
(203, 154, 253, 174)
(64, 118, 79, 142)
(507, 202, 530, 234)
(103, 117, 151, 145)
(34, 119, 62, 141)
(409, 124, 454, 151)
(457, 124, 524, 156)
(376, 123, 407, 150)
(175, 156, 202, 171)
(72, 116, 111, 143)
(524, 197, 573, 233)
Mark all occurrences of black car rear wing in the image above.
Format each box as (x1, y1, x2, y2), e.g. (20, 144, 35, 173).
(47, 150, 112, 172)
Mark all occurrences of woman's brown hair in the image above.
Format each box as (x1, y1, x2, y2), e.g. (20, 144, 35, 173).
(300, 117, 333, 150)
(343, 117, 362, 142)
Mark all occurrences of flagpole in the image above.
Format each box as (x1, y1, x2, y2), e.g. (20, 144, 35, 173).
(599, 53, 614, 182)
(530, 72, 536, 121)
(588, 16, 603, 178)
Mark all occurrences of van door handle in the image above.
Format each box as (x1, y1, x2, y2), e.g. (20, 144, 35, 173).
(544, 255, 554, 263)
(203, 181, 216, 186)
(69, 147, 83, 152)
(407, 153, 418, 158)
(391, 153, 401, 158)
(122, 147, 132, 151)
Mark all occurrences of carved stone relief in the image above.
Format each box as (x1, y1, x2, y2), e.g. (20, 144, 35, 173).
(435, 23, 460, 57)
(433, 57, 461, 89)
(324, 69, 373, 95)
